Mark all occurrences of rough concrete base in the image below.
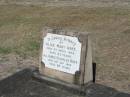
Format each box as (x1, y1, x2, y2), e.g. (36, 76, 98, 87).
(0, 67, 130, 97)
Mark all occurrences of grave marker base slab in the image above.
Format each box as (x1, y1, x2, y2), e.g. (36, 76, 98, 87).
(0, 67, 130, 97)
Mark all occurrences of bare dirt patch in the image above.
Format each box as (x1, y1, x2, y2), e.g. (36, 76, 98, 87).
(0, 54, 38, 80)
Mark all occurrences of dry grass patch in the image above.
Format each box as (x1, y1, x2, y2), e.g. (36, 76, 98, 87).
(0, 5, 129, 56)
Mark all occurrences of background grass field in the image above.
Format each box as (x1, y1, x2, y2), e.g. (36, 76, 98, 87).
(0, 4, 130, 93)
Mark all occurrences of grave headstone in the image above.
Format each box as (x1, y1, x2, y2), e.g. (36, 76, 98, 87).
(39, 28, 93, 86)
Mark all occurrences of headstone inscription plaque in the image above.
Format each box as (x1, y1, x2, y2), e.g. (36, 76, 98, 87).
(39, 28, 93, 85)
(42, 33, 81, 74)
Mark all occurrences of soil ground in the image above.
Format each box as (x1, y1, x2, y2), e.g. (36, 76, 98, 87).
(0, 2, 130, 94)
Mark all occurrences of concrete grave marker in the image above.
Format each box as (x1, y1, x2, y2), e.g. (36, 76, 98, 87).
(39, 28, 93, 86)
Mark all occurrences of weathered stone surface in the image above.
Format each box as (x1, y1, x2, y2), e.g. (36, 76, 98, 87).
(0, 68, 82, 97)
(0, 68, 130, 97)
(85, 83, 118, 97)
(114, 93, 130, 97)
(85, 83, 130, 97)
(39, 28, 93, 85)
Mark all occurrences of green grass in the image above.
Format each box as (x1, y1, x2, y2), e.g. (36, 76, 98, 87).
(0, 47, 12, 54)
